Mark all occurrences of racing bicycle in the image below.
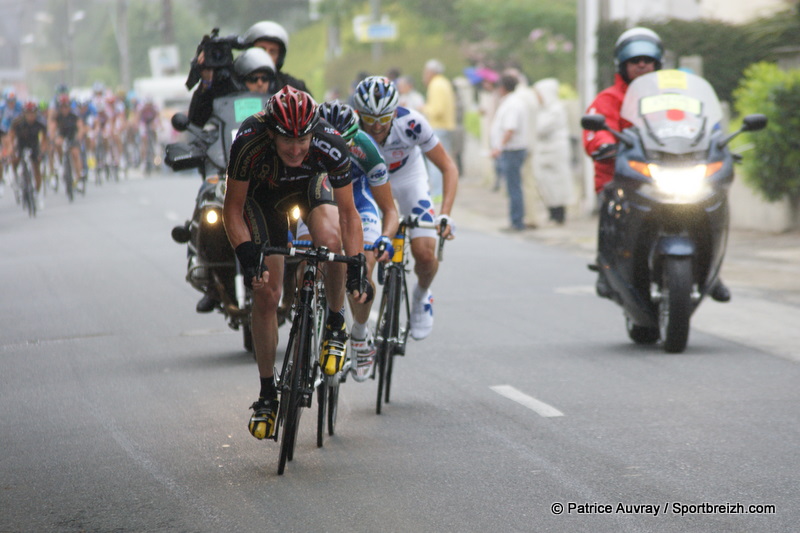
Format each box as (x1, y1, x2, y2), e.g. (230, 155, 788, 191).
(258, 243, 365, 475)
(373, 215, 447, 414)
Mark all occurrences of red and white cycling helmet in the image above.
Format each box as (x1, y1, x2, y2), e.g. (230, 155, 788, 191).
(265, 86, 319, 137)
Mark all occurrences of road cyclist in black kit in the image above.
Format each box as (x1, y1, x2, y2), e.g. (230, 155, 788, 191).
(222, 86, 370, 441)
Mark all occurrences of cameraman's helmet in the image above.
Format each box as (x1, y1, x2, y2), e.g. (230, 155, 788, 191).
(318, 101, 359, 142)
(265, 86, 318, 138)
(242, 21, 289, 70)
(234, 48, 276, 81)
(614, 27, 663, 82)
(352, 76, 399, 117)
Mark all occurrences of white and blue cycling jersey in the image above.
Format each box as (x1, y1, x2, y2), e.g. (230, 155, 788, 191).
(370, 106, 440, 239)
(0, 99, 23, 133)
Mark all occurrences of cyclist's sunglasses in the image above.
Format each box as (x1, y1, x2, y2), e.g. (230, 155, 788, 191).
(245, 73, 271, 84)
(360, 112, 393, 126)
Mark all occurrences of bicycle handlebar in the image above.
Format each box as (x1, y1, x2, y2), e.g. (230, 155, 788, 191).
(257, 243, 368, 295)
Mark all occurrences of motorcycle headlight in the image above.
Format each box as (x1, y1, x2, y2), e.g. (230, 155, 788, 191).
(632, 162, 714, 202)
(290, 205, 301, 221)
(205, 208, 220, 225)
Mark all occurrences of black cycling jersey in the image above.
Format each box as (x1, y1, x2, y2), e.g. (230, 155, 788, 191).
(227, 115, 351, 246)
(11, 116, 46, 148)
(55, 112, 80, 141)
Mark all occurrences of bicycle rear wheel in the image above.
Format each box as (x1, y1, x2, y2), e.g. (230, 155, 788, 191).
(316, 378, 327, 448)
(327, 380, 339, 435)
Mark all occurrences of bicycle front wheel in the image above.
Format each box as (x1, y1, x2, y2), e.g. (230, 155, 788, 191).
(375, 268, 399, 415)
(278, 312, 308, 475)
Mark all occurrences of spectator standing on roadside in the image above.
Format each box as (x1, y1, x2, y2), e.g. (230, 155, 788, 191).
(490, 73, 531, 232)
(532, 78, 573, 224)
(422, 59, 457, 204)
(396, 76, 425, 113)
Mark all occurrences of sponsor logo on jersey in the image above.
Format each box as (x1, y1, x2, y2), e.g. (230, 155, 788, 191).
(350, 145, 366, 160)
(388, 156, 409, 173)
(404, 120, 422, 140)
(314, 138, 343, 161)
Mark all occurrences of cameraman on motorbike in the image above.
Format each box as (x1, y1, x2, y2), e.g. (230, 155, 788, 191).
(582, 27, 730, 303)
(183, 47, 278, 313)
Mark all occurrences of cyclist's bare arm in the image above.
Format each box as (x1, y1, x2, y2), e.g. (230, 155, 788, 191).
(423, 142, 458, 239)
(370, 181, 400, 262)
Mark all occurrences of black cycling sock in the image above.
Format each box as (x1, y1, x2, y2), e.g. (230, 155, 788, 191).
(327, 309, 345, 330)
(259, 376, 276, 400)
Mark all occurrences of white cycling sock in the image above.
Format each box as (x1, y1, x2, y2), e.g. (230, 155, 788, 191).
(413, 284, 428, 302)
(350, 320, 368, 340)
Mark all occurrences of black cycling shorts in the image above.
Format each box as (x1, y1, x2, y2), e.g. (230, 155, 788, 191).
(17, 143, 41, 162)
(243, 173, 335, 248)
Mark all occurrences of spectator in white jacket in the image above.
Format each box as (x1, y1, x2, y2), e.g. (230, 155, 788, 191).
(532, 78, 573, 224)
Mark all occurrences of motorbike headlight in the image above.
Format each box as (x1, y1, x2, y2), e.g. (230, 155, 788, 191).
(205, 209, 220, 225)
(635, 163, 713, 202)
(290, 205, 301, 221)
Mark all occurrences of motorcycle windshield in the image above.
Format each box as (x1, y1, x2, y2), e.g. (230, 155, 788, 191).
(620, 70, 724, 155)
(206, 93, 271, 170)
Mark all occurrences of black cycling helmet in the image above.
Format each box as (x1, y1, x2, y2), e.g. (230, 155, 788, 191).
(265, 86, 319, 138)
(318, 100, 359, 142)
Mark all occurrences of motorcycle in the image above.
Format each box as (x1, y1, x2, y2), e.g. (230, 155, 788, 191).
(582, 69, 767, 353)
(165, 92, 270, 352)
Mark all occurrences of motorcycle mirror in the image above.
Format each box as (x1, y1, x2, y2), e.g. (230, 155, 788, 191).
(171, 112, 190, 132)
(742, 114, 768, 132)
(581, 114, 608, 131)
(718, 113, 768, 148)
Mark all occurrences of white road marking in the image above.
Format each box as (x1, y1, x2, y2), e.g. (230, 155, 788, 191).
(165, 211, 180, 222)
(490, 385, 564, 418)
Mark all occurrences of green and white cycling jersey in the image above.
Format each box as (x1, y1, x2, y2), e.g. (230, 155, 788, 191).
(297, 129, 389, 243)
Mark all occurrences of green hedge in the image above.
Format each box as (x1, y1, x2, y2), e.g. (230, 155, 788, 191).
(733, 63, 800, 202)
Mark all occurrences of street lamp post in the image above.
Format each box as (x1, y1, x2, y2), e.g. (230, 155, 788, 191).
(66, 2, 85, 88)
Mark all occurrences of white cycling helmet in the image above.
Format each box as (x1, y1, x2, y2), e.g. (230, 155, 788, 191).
(242, 21, 289, 70)
(352, 76, 399, 116)
(614, 27, 663, 81)
(234, 47, 276, 80)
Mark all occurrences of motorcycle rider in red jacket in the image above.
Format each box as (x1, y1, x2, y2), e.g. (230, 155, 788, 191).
(583, 27, 730, 302)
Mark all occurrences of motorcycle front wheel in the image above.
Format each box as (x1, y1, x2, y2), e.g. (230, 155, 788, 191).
(626, 317, 659, 345)
(659, 257, 692, 353)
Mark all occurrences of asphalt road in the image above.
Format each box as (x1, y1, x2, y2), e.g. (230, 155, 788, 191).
(1, 172, 798, 532)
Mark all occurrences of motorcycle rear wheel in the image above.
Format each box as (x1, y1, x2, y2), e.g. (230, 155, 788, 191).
(659, 257, 692, 353)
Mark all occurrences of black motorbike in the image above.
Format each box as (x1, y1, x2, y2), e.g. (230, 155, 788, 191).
(165, 92, 270, 352)
(582, 70, 766, 353)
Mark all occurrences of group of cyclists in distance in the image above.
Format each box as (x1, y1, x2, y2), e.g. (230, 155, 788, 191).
(181, 19, 458, 441)
(0, 82, 162, 209)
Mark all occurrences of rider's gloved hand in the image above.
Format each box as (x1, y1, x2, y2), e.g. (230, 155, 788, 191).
(346, 253, 373, 303)
(373, 235, 394, 262)
(592, 143, 617, 160)
(235, 241, 260, 289)
(435, 214, 455, 238)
